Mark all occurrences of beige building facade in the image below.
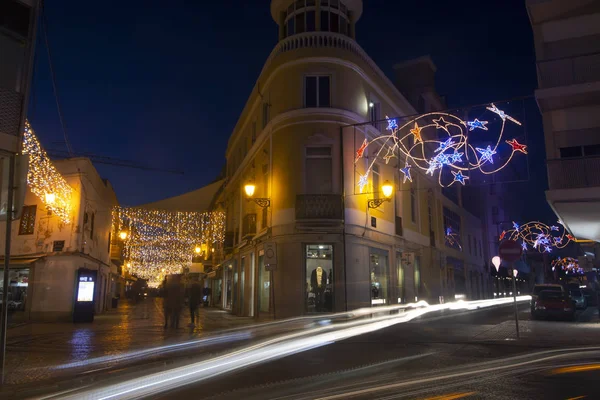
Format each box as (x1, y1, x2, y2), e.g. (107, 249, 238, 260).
(206, 0, 492, 319)
(527, 0, 600, 245)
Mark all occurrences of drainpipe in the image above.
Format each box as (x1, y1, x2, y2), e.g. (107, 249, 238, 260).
(340, 125, 347, 311)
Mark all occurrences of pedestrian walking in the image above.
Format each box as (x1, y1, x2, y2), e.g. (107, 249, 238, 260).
(188, 280, 202, 327)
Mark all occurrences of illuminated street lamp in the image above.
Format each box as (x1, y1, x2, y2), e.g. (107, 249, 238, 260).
(194, 246, 202, 254)
(368, 181, 394, 209)
(244, 180, 270, 208)
(492, 256, 501, 297)
(119, 230, 128, 240)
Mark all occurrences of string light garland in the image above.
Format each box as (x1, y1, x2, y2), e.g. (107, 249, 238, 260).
(22, 121, 73, 223)
(500, 220, 574, 253)
(113, 207, 225, 286)
(354, 102, 527, 188)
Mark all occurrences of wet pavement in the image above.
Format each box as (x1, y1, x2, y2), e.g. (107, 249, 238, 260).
(3, 298, 255, 385)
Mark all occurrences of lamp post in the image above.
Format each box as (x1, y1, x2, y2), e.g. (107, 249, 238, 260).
(492, 256, 501, 297)
(244, 181, 270, 208)
(512, 268, 520, 338)
(368, 180, 393, 209)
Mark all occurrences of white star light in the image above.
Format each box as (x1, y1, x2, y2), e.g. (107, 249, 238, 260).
(476, 145, 497, 164)
(358, 173, 369, 193)
(486, 103, 522, 126)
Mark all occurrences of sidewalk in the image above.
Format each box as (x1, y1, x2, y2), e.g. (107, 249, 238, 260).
(4, 298, 256, 385)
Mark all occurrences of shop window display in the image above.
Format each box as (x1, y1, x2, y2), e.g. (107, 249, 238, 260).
(305, 244, 333, 313)
(370, 251, 388, 305)
(0, 269, 29, 311)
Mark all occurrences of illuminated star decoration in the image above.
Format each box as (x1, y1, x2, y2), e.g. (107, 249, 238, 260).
(432, 117, 451, 132)
(476, 145, 497, 164)
(500, 220, 574, 253)
(409, 123, 423, 143)
(451, 170, 469, 185)
(386, 118, 398, 131)
(355, 139, 368, 162)
(435, 138, 454, 153)
(486, 103, 522, 126)
(358, 173, 369, 193)
(499, 230, 506, 241)
(467, 119, 488, 131)
(400, 162, 412, 183)
(506, 139, 528, 154)
(445, 227, 462, 250)
(552, 257, 583, 276)
(353, 101, 527, 189)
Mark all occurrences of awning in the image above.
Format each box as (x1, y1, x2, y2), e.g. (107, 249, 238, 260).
(0, 257, 42, 266)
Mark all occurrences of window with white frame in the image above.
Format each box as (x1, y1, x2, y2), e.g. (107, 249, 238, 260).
(371, 164, 380, 197)
(304, 75, 330, 108)
(305, 146, 332, 193)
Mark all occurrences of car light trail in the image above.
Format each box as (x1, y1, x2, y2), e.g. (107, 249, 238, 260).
(47, 296, 531, 400)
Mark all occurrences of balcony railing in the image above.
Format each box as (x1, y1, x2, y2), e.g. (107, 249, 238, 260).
(547, 156, 600, 190)
(0, 86, 23, 137)
(537, 52, 600, 89)
(296, 194, 343, 220)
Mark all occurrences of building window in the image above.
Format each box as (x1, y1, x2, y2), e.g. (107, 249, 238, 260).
(306, 244, 333, 312)
(304, 76, 330, 108)
(318, 0, 350, 36)
(283, 0, 318, 37)
(18, 205, 36, 235)
(372, 164, 380, 197)
(262, 103, 270, 129)
(560, 146, 582, 158)
(305, 146, 332, 193)
(584, 144, 600, 156)
(410, 185, 417, 224)
(369, 102, 380, 127)
(370, 249, 389, 306)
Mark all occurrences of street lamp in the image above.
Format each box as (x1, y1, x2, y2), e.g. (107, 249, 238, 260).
(244, 180, 270, 208)
(492, 256, 501, 297)
(119, 230, 128, 240)
(368, 180, 393, 209)
(194, 246, 202, 254)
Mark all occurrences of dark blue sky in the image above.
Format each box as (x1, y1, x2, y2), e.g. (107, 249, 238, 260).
(30, 0, 552, 220)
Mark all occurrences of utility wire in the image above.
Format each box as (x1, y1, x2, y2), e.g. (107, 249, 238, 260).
(41, 0, 74, 156)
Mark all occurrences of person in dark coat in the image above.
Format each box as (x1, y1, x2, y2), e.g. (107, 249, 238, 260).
(189, 281, 202, 327)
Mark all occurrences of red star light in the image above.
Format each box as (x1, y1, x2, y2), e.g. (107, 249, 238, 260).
(506, 139, 528, 154)
(499, 230, 506, 241)
(355, 139, 368, 162)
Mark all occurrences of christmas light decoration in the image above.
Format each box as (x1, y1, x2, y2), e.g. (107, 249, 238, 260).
(500, 220, 574, 253)
(551, 257, 583, 275)
(467, 119, 488, 131)
(445, 227, 462, 250)
(113, 207, 226, 286)
(22, 121, 73, 223)
(400, 163, 412, 183)
(353, 102, 526, 188)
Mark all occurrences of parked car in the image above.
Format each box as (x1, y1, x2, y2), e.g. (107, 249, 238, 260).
(581, 288, 598, 306)
(569, 289, 587, 309)
(532, 290, 575, 320)
(531, 284, 564, 314)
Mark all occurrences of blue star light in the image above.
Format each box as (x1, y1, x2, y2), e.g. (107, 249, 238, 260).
(554, 237, 562, 245)
(358, 174, 369, 192)
(512, 221, 520, 231)
(451, 170, 469, 185)
(544, 245, 552, 253)
(476, 145, 497, 164)
(550, 225, 559, 231)
(400, 162, 412, 183)
(386, 118, 398, 131)
(435, 138, 454, 153)
(521, 241, 527, 251)
(446, 227, 452, 236)
(467, 119, 489, 131)
(451, 151, 463, 163)
(436, 153, 451, 165)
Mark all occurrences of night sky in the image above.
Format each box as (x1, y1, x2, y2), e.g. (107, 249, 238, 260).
(29, 0, 552, 221)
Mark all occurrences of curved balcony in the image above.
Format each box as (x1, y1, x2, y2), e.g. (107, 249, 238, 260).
(260, 31, 393, 92)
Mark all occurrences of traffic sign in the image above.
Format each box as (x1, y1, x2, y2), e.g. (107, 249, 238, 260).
(499, 240, 522, 263)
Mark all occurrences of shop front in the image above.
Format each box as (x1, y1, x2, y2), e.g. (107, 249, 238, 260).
(305, 244, 334, 313)
(370, 248, 389, 306)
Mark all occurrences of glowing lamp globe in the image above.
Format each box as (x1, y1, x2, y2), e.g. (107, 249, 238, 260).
(513, 269, 519, 277)
(244, 183, 256, 198)
(119, 231, 128, 240)
(45, 192, 56, 204)
(492, 256, 501, 272)
(194, 246, 202, 254)
(382, 181, 393, 198)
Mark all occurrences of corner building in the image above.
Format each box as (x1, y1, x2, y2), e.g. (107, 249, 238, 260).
(210, 0, 491, 318)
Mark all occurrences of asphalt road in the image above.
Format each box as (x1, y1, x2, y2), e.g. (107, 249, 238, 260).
(154, 304, 600, 400)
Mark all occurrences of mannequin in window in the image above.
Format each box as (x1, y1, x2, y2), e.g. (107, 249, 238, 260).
(311, 266, 327, 312)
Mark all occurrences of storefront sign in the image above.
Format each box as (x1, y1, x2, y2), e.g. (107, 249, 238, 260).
(264, 242, 277, 268)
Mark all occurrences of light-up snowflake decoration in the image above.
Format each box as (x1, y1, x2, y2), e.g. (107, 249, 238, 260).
(500, 220, 574, 253)
(355, 103, 527, 189)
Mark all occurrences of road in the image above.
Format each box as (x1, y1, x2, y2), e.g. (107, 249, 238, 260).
(154, 303, 600, 400)
(6, 298, 600, 399)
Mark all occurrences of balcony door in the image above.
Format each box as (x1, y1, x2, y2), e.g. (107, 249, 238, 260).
(305, 146, 332, 194)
